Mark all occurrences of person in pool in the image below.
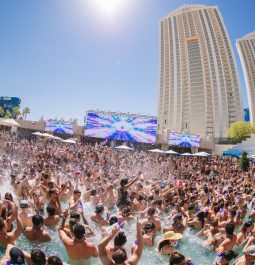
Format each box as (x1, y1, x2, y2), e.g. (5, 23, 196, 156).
(168, 251, 193, 265)
(91, 204, 109, 226)
(0, 246, 27, 265)
(98, 218, 143, 265)
(158, 231, 183, 256)
(0, 204, 23, 248)
(24, 214, 51, 242)
(59, 218, 98, 265)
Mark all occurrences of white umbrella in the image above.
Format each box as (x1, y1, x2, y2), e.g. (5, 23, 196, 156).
(115, 145, 133, 150)
(41, 133, 62, 140)
(165, 150, 179, 155)
(194, 152, 210, 157)
(148, 149, 165, 153)
(0, 118, 20, 127)
(181, 153, 192, 156)
(62, 139, 76, 144)
(32, 132, 43, 136)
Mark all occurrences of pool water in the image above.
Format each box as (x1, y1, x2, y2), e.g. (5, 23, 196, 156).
(0, 166, 246, 265)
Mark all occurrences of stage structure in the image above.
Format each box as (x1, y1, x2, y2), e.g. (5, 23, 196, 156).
(45, 120, 73, 135)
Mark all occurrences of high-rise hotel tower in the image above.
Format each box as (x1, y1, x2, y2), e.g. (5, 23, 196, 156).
(237, 32, 255, 125)
(157, 5, 243, 140)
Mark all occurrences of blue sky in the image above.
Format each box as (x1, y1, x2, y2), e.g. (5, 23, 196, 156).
(0, 0, 254, 122)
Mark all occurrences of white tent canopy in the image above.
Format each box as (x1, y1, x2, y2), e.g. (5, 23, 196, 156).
(115, 145, 133, 150)
(0, 118, 20, 127)
(193, 152, 210, 157)
(32, 132, 43, 136)
(148, 149, 165, 153)
(165, 150, 179, 155)
(62, 139, 76, 144)
(181, 153, 192, 156)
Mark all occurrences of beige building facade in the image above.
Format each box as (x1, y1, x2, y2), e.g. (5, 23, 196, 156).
(158, 4, 243, 140)
(237, 32, 255, 124)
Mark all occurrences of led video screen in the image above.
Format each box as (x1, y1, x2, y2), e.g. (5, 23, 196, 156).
(45, 120, 73, 135)
(84, 112, 157, 143)
(169, 132, 200, 147)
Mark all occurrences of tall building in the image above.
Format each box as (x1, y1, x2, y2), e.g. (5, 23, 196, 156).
(237, 32, 255, 124)
(157, 4, 243, 140)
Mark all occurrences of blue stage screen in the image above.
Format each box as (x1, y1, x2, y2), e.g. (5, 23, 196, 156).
(45, 120, 73, 135)
(84, 112, 157, 143)
(169, 132, 200, 147)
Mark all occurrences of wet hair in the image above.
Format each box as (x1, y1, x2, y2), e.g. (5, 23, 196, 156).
(143, 222, 156, 234)
(46, 205, 56, 216)
(169, 251, 185, 265)
(197, 211, 205, 228)
(122, 207, 131, 216)
(49, 189, 57, 196)
(147, 207, 156, 216)
(114, 231, 127, 247)
(95, 204, 104, 214)
(32, 215, 43, 227)
(230, 209, 237, 217)
(112, 248, 127, 264)
(109, 216, 119, 226)
(4, 192, 13, 202)
(120, 178, 128, 187)
(70, 211, 80, 220)
(31, 249, 46, 265)
(73, 223, 85, 239)
(226, 223, 235, 235)
(74, 189, 81, 194)
(47, 256, 63, 265)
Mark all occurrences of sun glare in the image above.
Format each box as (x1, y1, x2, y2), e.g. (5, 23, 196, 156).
(90, 0, 127, 18)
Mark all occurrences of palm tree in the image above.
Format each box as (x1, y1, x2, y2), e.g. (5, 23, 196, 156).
(0, 107, 4, 118)
(12, 106, 21, 119)
(22, 107, 30, 120)
(4, 110, 12, 119)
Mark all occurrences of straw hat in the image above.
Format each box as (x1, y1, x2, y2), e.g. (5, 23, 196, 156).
(158, 231, 183, 245)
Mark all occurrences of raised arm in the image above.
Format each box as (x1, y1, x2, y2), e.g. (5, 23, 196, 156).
(125, 173, 141, 189)
(129, 218, 144, 265)
(98, 225, 120, 265)
(9, 205, 23, 241)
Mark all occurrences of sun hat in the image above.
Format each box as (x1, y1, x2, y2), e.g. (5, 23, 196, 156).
(158, 231, 182, 245)
(9, 247, 26, 265)
(244, 245, 255, 256)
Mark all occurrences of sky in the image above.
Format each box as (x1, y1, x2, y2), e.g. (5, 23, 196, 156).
(0, 0, 254, 123)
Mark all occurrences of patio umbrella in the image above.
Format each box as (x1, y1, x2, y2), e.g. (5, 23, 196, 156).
(0, 118, 20, 127)
(193, 152, 210, 157)
(115, 145, 133, 150)
(165, 150, 179, 155)
(62, 139, 76, 144)
(181, 153, 192, 156)
(148, 149, 165, 153)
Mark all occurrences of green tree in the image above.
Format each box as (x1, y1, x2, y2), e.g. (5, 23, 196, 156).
(22, 107, 30, 120)
(240, 151, 250, 172)
(4, 110, 12, 119)
(12, 106, 21, 119)
(227, 121, 253, 139)
(0, 107, 4, 118)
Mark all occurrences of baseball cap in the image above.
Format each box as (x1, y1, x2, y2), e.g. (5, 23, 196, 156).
(9, 247, 26, 265)
(244, 245, 255, 256)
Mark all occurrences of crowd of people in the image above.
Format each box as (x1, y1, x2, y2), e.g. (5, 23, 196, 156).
(0, 129, 255, 265)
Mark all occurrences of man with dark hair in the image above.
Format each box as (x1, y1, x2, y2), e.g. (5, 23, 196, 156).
(43, 205, 60, 227)
(58, 216, 98, 264)
(31, 249, 46, 265)
(47, 256, 63, 265)
(24, 214, 51, 242)
(98, 218, 143, 265)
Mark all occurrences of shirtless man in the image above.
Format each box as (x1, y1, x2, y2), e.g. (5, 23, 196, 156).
(142, 208, 161, 232)
(24, 214, 51, 242)
(48, 189, 62, 215)
(233, 239, 255, 265)
(0, 205, 23, 248)
(91, 205, 109, 226)
(18, 200, 32, 228)
(98, 218, 143, 265)
(59, 219, 98, 265)
(43, 205, 60, 227)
